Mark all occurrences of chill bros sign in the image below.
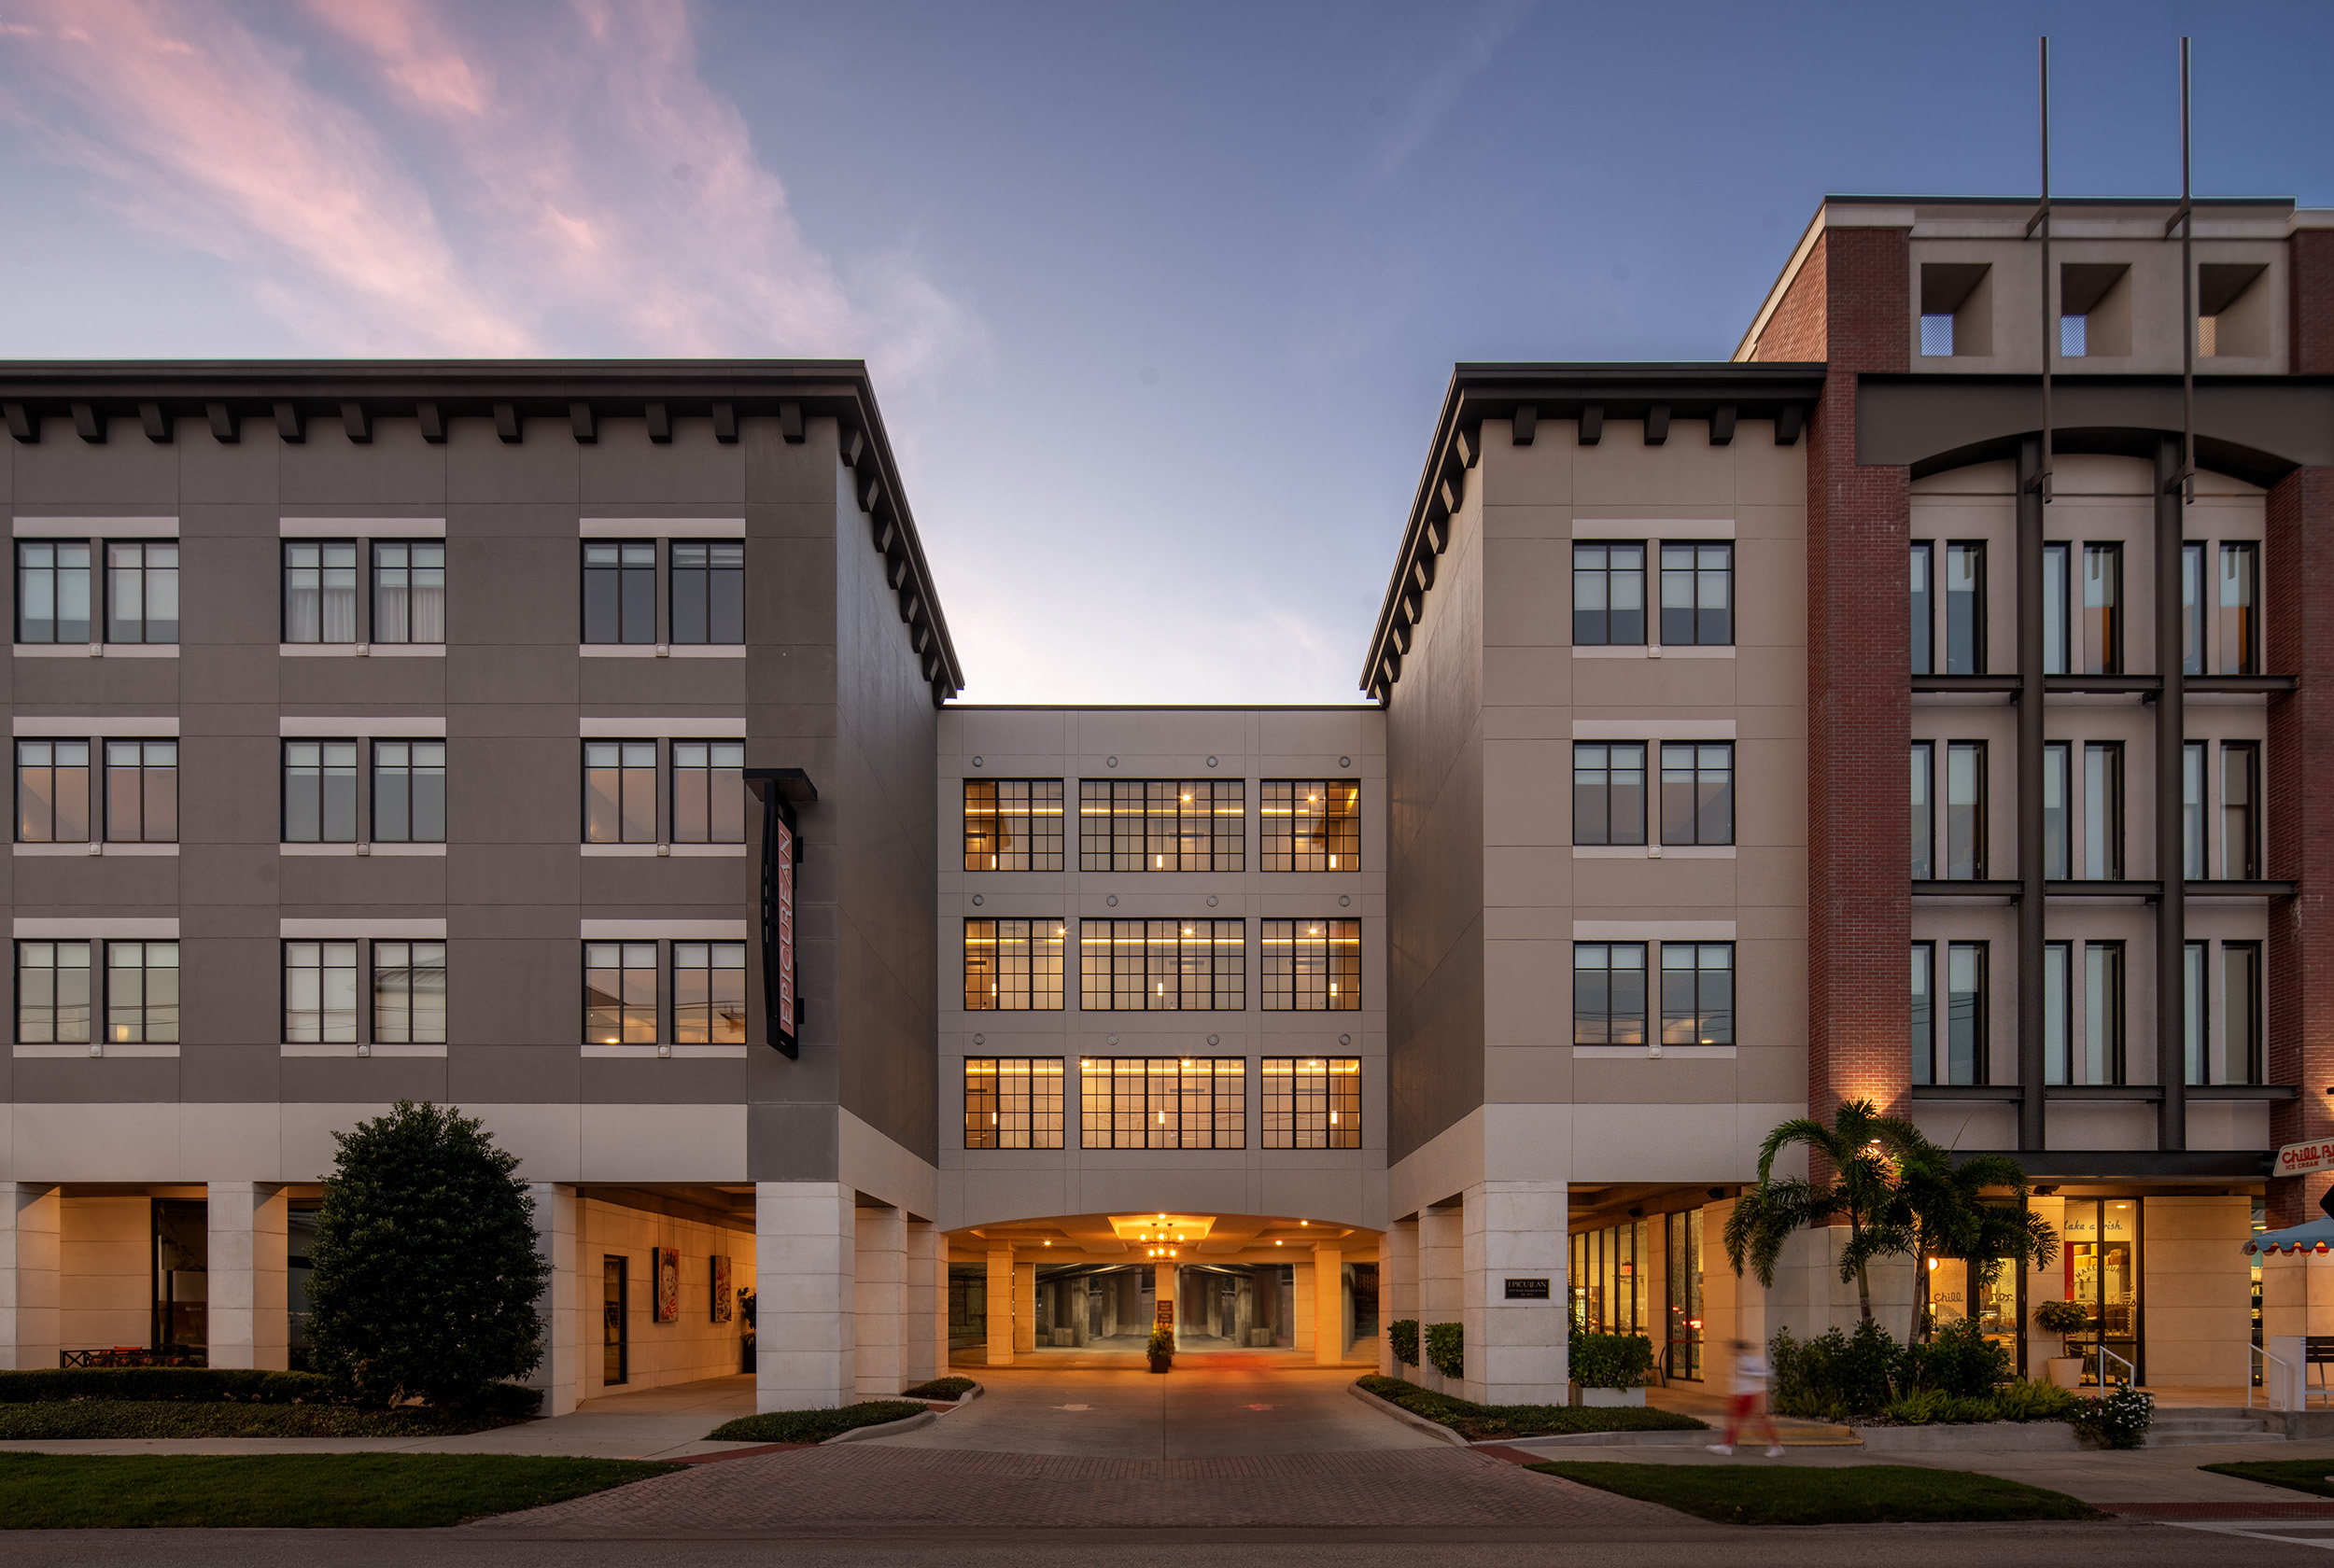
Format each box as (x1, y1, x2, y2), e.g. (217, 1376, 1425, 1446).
(2277, 1141, 2334, 1178)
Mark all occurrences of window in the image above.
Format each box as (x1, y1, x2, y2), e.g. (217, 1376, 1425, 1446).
(584, 741, 656, 844)
(964, 919, 1065, 1011)
(1908, 543, 1933, 674)
(671, 741, 744, 844)
(1944, 542, 1983, 674)
(373, 941, 446, 1045)
(2184, 942, 2208, 1086)
(963, 1057, 1064, 1149)
(1910, 944, 1934, 1085)
(1909, 743, 1933, 878)
(2218, 542, 2258, 675)
(1077, 1057, 1245, 1149)
(283, 741, 358, 844)
(373, 741, 445, 844)
(16, 541, 91, 644)
(105, 740, 176, 844)
(16, 740, 89, 844)
(1077, 779, 1244, 872)
(2181, 543, 2206, 677)
(963, 779, 1064, 872)
(1574, 744, 1647, 847)
(2042, 542, 2069, 675)
(106, 941, 177, 1044)
(1080, 918, 1245, 1011)
(1943, 743, 1984, 879)
(1261, 780, 1360, 871)
(1572, 542, 1645, 646)
(373, 542, 445, 644)
(1260, 918, 1358, 1011)
(668, 541, 743, 644)
(1659, 541, 1732, 646)
(16, 941, 91, 1043)
(584, 942, 657, 1044)
(2043, 941, 2072, 1085)
(673, 941, 746, 1043)
(105, 541, 177, 644)
(2224, 943, 2262, 1086)
(1262, 1057, 1360, 1149)
(1659, 943, 1734, 1047)
(2042, 742, 2071, 879)
(1919, 314, 1955, 357)
(2183, 742, 2206, 880)
(2222, 742, 2258, 880)
(1659, 744, 1732, 847)
(285, 941, 357, 1043)
(2060, 313, 2088, 357)
(582, 541, 655, 644)
(2082, 543, 2121, 675)
(2083, 942, 2125, 1085)
(2083, 742, 2121, 879)
(1945, 942, 1985, 1085)
(283, 541, 357, 643)
(1573, 943, 1648, 1046)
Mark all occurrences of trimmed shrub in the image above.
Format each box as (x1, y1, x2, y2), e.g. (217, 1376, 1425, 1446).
(1425, 1323, 1464, 1380)
(901, 1377, 977, 1400)
(707, 1401, 927, 1445)
(1770, 1320, 1897, 1419)
(0, 1400, 516, 1440)
(0, 1368, 337, 1406)
(1356, 1375, 1704, 1440)
(1568, 1331, 1656, 1392)
(1387, 1319, 1420, 1367)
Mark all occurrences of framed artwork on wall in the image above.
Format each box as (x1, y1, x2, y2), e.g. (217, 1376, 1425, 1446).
(653, 1247, 681, 1323)
(711, 1255, 733, 1323)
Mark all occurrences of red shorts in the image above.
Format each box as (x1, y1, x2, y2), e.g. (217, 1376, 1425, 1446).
(1729, 1393, 1762, 1419)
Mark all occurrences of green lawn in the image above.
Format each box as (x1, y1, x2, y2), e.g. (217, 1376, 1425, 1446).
(0, 1452, 673, 1529)
(1529, 1462, 2104, 1526)
(0, 1400, 515, 1441)
(1357, 1376, 1704, 1441)
(707, 1400, 929, 1444)
(2201, 1460, 2334, 1499)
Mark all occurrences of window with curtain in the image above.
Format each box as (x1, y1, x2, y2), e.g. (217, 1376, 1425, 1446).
(373, 941, 447, 1044)
(372, 542, 445, 644)
(1944, 541, 1983, 674)
(2041, 542, 2069, 675)
(1945, 742, 1984, 879)
(16, 541, 91, 644)
(1573, 542, 1646, 646)
(2042, 742, 2071, 879)
(283, 541, 358, 643)
(2218, 541, 2257, 675)
(2183, 742, 2206, 880)
(1574, 743, 1647, 846)
(105, 541, 178, 644)
(2081, 543, 2121, 675)
(2084, 742, 2122, 879)
(1659, 541, 1733, 646)
(2043, 941, 2072, 1085)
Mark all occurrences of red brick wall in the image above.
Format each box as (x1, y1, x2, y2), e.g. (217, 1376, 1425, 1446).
(2289, 228, 2334, 375)
(1753, 234, 1830, 363)
(1805, 225, 1913, 1132)
(2266, 466, 2334, 1225)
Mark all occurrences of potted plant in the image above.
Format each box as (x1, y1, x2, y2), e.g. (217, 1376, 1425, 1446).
(2034, 1299, 2088, 1389)
(1568, 1330, 1655, 1407)
(1146, 1323, 1174, 1374)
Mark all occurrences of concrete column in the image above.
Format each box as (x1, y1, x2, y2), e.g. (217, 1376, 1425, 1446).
(1152, 1260, 1175, 1346)
(1462, 1181, 1568, 1405)
(984, 1244, 1014, 1365)
(1013, 1261, 1037, 1352)
(1292, 1263, 1315, 1354)
(753, 1182, 854, 1412)
(1313, 1242, 1345, 1365)
(853, 1202, 906, 1398)
(205, 1183, 288, 1372)
(0, 1185, 60, 1370)
(1383, 1216, 1418, 1377)
(527, 1183, 581, 1416)
(1417, 1200, 1464, 1394)
(903, 1219, 938, 1389)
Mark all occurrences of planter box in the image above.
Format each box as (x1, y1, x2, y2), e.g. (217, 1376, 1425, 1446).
(1148, 1359, 1172, 1375)
(1580, 1386, 1647, 1407)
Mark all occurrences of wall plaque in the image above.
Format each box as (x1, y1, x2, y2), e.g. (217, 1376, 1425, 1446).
(1504, 1277, 1552, 1300)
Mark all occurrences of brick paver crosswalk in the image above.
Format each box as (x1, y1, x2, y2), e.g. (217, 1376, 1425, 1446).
(473, 1444, 1693, 1533)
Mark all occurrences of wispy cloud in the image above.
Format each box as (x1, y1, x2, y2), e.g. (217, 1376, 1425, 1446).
(0, 0, 982, 389)
(1371, 0, 1536, 180)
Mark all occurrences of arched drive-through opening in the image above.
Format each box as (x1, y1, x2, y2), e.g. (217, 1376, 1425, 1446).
(945, 1211, 1380, 1370)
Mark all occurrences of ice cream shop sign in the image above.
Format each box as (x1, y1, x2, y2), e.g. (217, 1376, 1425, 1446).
(2276, 1140, 2334, 1178)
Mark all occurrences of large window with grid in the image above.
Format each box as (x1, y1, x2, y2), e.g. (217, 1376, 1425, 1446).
(1078, 1057, 1245, 1149)
(1078, 919, 1244, 1011)
(672, 742, 745, 844)
(106, 541, 178, 644)
(1078, 779, 1244, 872)
(963, 919, 1065, 1011)
(1573, 542, 1645, 645)
(1659, 745, 1733, 847)
(1260, 780, 1359, 871)
(582, 541, 656, 644)
(1573, 942, 1647, 1046)
(286, 940, 358, 1043)
(584, 942, 657, 1044)
(16, 940, 91, 1043)
(17, 541, 91, 644)
(673, 941, 746, 1043)
(1659, 541, 1732, 646)
(105, 941, 177, 1044)
(1261, 919, 1359, 1011)
(1262, 1057, 1360, 1148)
(284, 741, 358, 843)
(1658, 943, 1733, 1047)
(16, 740, 89, 844)
(670, 541, 744, 644)
(373, 941, 446, 1044)
(373, 742, 446, 844)
(373, 541, 445, 644)
(283, 541, 358, 643)
(1574, 743, 1646, 846)
(963, 1057, 1064, 1149)
(105, 740, 176, 844)
(584, 741, 656, 844)
(963, 779, 1063, 871)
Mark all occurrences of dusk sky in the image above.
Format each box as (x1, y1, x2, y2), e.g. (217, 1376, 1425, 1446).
(1, 2, 2328, 705)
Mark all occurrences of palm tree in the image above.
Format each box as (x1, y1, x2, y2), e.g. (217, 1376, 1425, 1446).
(1724, 1099, 1921, 1324)
(1896, 1151, 2058, 1346)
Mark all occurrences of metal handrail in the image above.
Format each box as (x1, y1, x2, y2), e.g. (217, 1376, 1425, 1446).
(2094, 1342, 2137, 1391)
(2249, 1343, 2292, 1412)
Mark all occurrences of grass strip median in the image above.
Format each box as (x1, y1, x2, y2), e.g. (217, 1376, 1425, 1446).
(1528, 1461, 2104, 1526)
(708, 1400, 930, 1444)
(2200, 1460, 2334, 1499)
(1357, 1375, 1704, 1441)
(0, 1452, 673, 1529)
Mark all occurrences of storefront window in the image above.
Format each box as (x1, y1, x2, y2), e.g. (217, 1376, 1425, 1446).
(2060, 1198, 2142, 1386)
(1568, 1219, 1652, 1336)
(1666, 1209, 1704, 1380)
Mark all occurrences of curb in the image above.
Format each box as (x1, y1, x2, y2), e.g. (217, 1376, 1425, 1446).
(823, 1408, 937, 1444)
(1345, 1381, 1468, 1447)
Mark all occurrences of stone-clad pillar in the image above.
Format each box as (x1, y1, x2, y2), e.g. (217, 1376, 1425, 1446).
(903, 1218, 938, 1388)
(985, 1243, 1014, 1366)
(1312, 1242, 1345, 1365)
(0, 1186, 61, 1370)
(1383, 1216, 1418, 1377)
(1463, 1181, 1568, 1405)
(754, 1183, 854, 1411)
(206, 1183, 288, 1372)
(1013, 1260, 1037, 1352)
(527, 1183, 581, 1416)
(853, 1203, 905, 1398)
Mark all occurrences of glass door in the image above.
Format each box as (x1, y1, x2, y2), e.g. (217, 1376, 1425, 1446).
(2061, 1199, 2142, 1386)
(603, 1255, 628, 1386)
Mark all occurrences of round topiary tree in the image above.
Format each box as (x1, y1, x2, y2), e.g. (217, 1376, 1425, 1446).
(305, 1100, 548, 1411)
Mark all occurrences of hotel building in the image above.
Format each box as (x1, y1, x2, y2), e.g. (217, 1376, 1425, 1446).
(0, 189, 2328, 1409)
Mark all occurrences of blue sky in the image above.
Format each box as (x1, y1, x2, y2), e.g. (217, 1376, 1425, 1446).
(1, 1, 2327, 703)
